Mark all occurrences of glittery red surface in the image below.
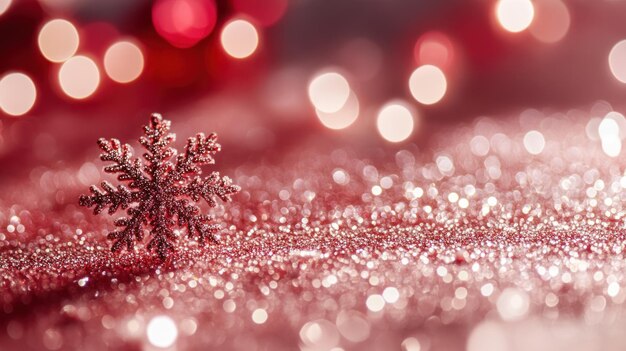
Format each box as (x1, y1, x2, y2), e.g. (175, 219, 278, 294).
(2, 106, 626, 351)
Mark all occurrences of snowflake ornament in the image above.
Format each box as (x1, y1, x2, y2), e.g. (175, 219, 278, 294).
(79, 113, 240, 259)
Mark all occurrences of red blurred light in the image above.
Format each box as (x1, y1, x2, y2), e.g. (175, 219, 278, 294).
(232, 0, 288, 27)
(413, 31, 455, 71)
(152, 0, 218, 48)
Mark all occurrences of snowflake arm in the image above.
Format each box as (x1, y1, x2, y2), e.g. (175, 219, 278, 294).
(79, 181, 135, 215)
(186, 172, 241, 207)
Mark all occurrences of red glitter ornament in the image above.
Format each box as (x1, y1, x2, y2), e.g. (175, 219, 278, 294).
(79, 113, 240, 259)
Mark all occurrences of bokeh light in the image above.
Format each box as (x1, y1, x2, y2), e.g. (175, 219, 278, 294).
(220, 19, 259, 59)
(413, 31, 454, 71)
(315, 90, 359, 130)
(104, 41, 144, 84)
(146, 315, 178, 348)
(609, 40, 626, 84)
(308, 71, 351, 113)
(467, 321, 509, 351)
(152, 0, 218, 48)
(409, 65, 447, 105)
(0, 72, 37, 116)
(376, 101, 415, 143)
(599, 113, 623, 157)
(529, 0, 570, 43)
(0, 0, 11, 16)
(232, 0, 288, 27)
(523, 130, 545, 155)
(37, 19, 79, 63)
(496, 288, 530, 321)
(496, 0, 535, 33)
(58, 55, 100, 100)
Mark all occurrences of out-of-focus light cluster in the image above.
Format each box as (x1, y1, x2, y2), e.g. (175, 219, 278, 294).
(528, 0, 570, 43)
(152, 0, 218, 48)
(308, 71, 361, 130)
(495, 0, 534, 33)
(220, 19, 259, 59)
(0, 73, 37, 116)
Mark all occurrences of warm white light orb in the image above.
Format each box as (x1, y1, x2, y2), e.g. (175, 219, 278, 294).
(59, 55, 100, 99)
(315, 90, 359, 130)
(0, 0, 11, 16)
(221, 19, 259, 59)
(409, 65, 447, 105)
(609, 40, 626, 84)
(523, 130, 545, 155)
(146, 315, 178, 348)
(376, 102, 416, 143)
(308, 72, 351, 113)
(496, 288, 530, 321)
(0, 72, 37, 116)
(496, 0, 535, 33)
(38, 19, 79, 63)
(104, 41, 144, 83)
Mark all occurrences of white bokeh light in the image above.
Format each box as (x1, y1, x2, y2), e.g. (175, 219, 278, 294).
(496, 288, 530, 321)
(376, 102, 416, 143)
(221, 19, 259, 59)
(104, 40, 144, 83)
(609, 40, 626, 84)
(59, 55, 100, 99)
(0, 72, 37, 116)
(496, 0, 535, 33)
(38, 19, 79, 63)
(315, 90, 359, 130)
(523, 130, 545, 155)
(467, 321, 510, 351)
(0, 0, 12, 16)
(308, 71, 351, 113)
(409, 64, 447, 105)
(146, 315, 178, 348)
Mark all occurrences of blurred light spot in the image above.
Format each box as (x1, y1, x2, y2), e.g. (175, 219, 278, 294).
(59, 56, 100, 99)
(598, 114, 622, 157)
(470, 135, 490, 156)
(599, 116, 620, 139)
(232, 0, 287, 27)
(401, 337, 422, 351)
(332, 169, 349, 185)
(523, 130, 545, 155)
(376, 102, 415, 143)
(366, 294, 385, 312)
(409, 65, 447, 105)
(414, 31, 454, 70)
(467, 321, 509, 351)
(382, 287, 400, 303)
(221, 19, 259, 59)
(152, 0, 217, 48)
(371, 185, 382, 196)
(38, 19, 79, 63)
(602, 136, 621, 157)
(436, 155, 454, 174)
(0, 72, 37, 116)
(604, 111, 626, 139)
(104, 41, 144, 83)
(308, 71, 350, 113)
(0, 0, 12, 16)
(335, 311, 370, 343)
(146, 315, 178, 348)
(608, 282, 620, 298)
(252, 308, 268, 324)
(316, 90, 359, 129)
(609, 40, 626, 84)
(496, 0, 534, 33)
(496, 288, 529, 321)
(300, 319, 340, 349)
(529, 0, 570, 43)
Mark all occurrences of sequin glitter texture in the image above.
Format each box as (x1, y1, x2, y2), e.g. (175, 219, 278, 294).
(79, 113, 240, 259)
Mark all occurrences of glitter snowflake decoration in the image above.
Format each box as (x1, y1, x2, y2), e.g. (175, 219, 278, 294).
(79, 113, 240, 259)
